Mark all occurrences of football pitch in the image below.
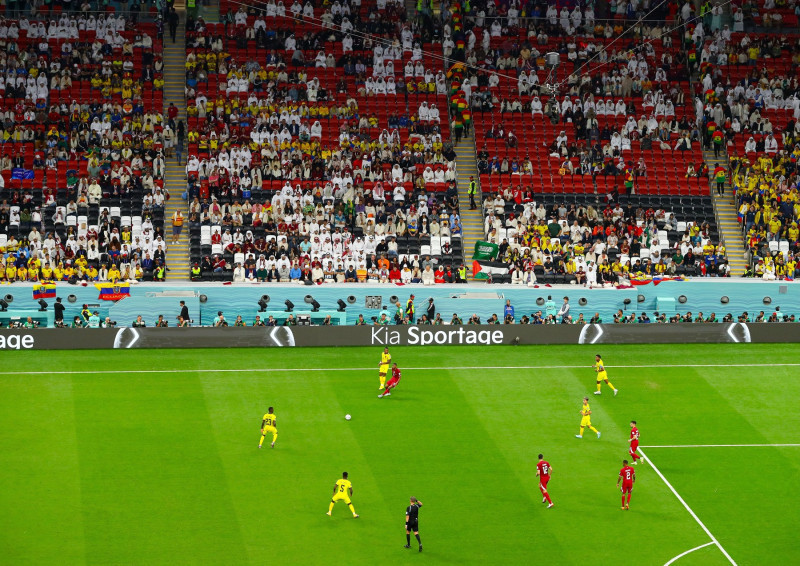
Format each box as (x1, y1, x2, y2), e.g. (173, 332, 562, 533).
(1, 344, 799, 566)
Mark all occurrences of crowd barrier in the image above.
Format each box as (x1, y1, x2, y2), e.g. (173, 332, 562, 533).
(2, 323, 798, 350)
(3, 280, 800, 329)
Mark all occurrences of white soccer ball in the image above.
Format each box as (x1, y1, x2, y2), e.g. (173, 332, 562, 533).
(345, 414, 352, 420)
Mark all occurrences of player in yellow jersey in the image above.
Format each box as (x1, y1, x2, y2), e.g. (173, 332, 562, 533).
(378, 347, 391, 389)
(576, 397, 601, 439)
(593, 355, 618, 396)
(327, 471, 359, 518)
(259, 406, 278, 448)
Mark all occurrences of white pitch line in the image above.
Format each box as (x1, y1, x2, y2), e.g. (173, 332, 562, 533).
(2, 361, 800, 376)
(643, 444, 800, 449)
(663, 542, 715, 566)
(639, 449, 737, 566)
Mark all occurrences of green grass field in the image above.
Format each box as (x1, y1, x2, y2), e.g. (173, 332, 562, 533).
(1, 344, 799, 565)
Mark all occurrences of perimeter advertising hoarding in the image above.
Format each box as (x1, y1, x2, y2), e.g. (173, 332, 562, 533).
(2, 323, 799, 350)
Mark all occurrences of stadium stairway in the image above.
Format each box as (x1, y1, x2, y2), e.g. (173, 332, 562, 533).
(454, 131, 484, 279)
(197, 0, 220, 22)
(163, 8, 191, 281)
(704, 146, 749, 276)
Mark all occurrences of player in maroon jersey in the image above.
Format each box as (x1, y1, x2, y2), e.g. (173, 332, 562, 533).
(629, 420, 643, 464)
(378, 364, 402, 398)
(617, 460, 636, 510)
(536, 454, 554, 508)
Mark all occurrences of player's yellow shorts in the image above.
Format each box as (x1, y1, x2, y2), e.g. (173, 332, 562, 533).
(580, 417, 592, 427)
(379, 364, 389, 374)
(262, 425, 277, 435)
(332, 493, 352, 505)
(597, 371, 608, 382)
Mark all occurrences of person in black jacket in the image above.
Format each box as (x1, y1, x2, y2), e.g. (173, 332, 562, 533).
(178, 300, 189, 324)
(426, 298, 435, 321)
(167, 8, 179, 42)
(54, 297, 65, 325)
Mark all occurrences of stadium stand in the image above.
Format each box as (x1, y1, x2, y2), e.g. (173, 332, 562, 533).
(4, 0, 799, 286)
(443, 0, 737, 283)
(183, 0, 466, 282)
(694, 0, 800, 279)
(0, 12, 167, 282)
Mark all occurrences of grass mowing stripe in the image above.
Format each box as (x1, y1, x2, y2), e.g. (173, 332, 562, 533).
(0, 376, 86, 565)
(2, 345, 798, 564)
(642, 446, 800, 565)
(329, 368, 558, 564)
(200, 370, 394, 565)
(454, 367, 720, 564)
(700, 368, 800, 448)
(72, 372, 248, 566)
(639, 449, 736, 566)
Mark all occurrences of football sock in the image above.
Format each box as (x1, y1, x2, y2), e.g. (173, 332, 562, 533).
(272, 432, 278, 443)
(627, 493, 631, 505)
(415, 534, 421, 544)
(259, 435, 265, 447)
(348, 504, 356, 514)
(589, 426, 599, 434)
(621, 495, 626, 507)
(579, 426, 584, 435)
(606, 381, 616, 390)
(407, 534, 411, 545)
(543, 492, 552, 504)
(328, 502, 334, 513)
(380, 375, 385, 387)
(596, 382, 602, 392)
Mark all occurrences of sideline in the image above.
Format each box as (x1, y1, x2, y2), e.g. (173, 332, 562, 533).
(643, 444, 800, 448)
(3, 361, 800, 375)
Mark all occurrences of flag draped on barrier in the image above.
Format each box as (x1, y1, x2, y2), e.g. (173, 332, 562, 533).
(32, 283, 57, 299)
(95, 282, 131, 301)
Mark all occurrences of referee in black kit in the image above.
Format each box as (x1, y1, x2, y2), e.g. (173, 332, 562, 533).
(404, 497, 423, 552)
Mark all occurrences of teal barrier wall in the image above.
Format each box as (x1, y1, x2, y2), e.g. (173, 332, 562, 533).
(0, 281, 797, 327)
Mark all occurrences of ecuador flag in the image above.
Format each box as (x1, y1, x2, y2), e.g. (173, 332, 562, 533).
(96, 282, 131, 301)
(32, 283, 57, 299)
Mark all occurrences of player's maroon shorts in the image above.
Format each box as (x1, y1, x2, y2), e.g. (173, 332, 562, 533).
(630, 441, 639, 452)
(539, 476, 550, 490)
(621, 482, 634, 494)
(386, 377, 399, 389)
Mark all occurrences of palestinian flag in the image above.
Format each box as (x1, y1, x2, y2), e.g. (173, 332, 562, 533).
(472, 260, 509, 280)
